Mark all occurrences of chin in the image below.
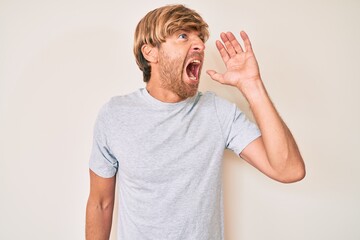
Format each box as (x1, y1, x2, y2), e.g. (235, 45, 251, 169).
(176, 82, 198, 99)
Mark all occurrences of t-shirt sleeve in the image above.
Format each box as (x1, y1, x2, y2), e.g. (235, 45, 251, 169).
(89, 102, 118, 178)
(214, 94, 261, 156)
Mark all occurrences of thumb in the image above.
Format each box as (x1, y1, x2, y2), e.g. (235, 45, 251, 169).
(206, 70, 224, 83)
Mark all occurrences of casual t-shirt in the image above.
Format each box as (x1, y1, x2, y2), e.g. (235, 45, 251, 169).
(89, 88, 261, 240)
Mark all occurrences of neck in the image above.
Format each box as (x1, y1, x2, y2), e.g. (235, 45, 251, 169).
(146, 83, 185, 103)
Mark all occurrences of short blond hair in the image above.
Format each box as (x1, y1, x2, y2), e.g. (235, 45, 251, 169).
(133, 4, 209, 82)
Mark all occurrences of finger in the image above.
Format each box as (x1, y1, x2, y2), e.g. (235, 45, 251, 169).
(240, 31, 253, 53)
(220, 32, 237, 57)
(226, 32, 244, 53)
(206, 70, 225, 84)
(215, 40, 230, 63)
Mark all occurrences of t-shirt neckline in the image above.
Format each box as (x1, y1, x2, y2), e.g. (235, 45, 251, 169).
(140, 88, 198, 110)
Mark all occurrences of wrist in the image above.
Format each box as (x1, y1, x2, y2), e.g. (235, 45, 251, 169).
(238, 78, 268, 104)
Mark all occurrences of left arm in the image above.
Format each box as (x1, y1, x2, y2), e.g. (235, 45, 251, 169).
(207, 31, 305, 183)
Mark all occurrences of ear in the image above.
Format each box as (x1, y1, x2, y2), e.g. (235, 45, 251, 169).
(141, 44, 158, 63)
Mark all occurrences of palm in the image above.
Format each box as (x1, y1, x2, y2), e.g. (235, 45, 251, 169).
(207, 31, 261, 90)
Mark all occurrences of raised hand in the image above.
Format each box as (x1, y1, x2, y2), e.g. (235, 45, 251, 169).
(207, 31, 306, 183)
(206, 31, 261, 93)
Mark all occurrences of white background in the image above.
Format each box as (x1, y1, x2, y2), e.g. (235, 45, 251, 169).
(1, 0, 359, 239)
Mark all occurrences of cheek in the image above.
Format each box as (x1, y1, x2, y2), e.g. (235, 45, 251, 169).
(169, 56, 186, 72)
(159, 50, 187, 73)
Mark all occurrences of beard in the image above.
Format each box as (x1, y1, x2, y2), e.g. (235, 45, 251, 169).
(158, 50, 200, 99)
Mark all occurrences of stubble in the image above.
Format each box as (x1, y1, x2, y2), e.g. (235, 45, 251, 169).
(158, 50, 199, 99)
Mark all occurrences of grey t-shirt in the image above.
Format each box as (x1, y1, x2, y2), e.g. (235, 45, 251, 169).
(89, 88, 261, 240)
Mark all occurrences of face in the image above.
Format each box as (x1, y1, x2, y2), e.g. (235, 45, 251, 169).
(157, 31, 205, 99)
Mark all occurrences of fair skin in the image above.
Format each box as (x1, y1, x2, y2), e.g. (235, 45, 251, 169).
(143, 30, 206, 102)
(86, 170, 116, 239)
(207, 31, 305, 182)
(86, 29, 305, 239)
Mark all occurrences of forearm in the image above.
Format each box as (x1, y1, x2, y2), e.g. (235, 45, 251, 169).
(241, 79, 305, 179)
(86, 198, 114, 240)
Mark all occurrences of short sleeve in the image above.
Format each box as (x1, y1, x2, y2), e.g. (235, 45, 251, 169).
(89, 102, 118, 178)
(214, 94, 261, 156)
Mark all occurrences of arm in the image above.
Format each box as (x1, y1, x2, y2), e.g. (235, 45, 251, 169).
(207, 31, 305, 183)
(86, 169, 116, 239)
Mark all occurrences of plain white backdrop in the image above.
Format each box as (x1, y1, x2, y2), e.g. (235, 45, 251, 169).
(1, 0, 359, 239)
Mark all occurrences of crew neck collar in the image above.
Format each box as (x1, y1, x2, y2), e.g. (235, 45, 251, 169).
(140, 88, 198, 110)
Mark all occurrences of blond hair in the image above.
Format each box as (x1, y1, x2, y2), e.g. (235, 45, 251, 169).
(133, 4, 209, 82)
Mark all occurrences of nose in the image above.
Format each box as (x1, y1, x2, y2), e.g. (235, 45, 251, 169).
(191, 36, 205, 52)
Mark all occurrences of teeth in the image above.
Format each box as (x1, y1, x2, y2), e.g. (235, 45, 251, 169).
(186, 59, 201, 81)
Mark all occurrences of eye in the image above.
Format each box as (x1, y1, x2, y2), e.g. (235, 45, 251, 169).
(178, 33, 188, 40)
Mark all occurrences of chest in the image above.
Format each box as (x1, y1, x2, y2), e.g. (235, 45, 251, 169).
(107, 107, 224, 182)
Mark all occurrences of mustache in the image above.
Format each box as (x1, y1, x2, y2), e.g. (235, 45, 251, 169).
(186, 52, 204, 61)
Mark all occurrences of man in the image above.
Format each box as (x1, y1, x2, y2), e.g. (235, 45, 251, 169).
(86, 4, 305, 240)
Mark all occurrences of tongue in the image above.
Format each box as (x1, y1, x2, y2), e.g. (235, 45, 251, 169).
(187, 64, 197, 80)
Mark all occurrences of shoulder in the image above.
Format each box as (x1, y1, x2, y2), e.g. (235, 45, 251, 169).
(199, 91, 216, 101)
(108, 89, 142, 107)
(101, 88, 143, 114)
(199, 91, 236, 113)
(200, 91, 234, 105)
(95, 89, 143, 123)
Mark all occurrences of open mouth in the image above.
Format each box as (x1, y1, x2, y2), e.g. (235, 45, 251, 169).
(185, 59, 201, 82)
